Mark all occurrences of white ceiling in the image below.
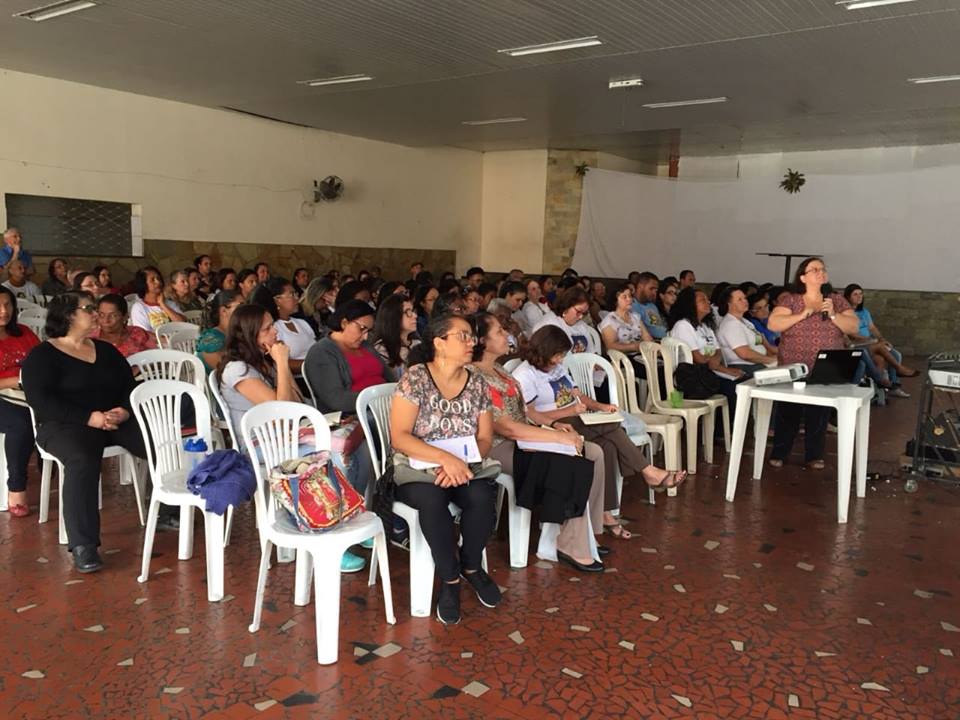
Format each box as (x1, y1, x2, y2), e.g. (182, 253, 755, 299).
(3, 0, 960, 159)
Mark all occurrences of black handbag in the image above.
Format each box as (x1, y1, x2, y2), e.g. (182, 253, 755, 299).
(371, 464, 399, 534)
(674, 362, 722, 399)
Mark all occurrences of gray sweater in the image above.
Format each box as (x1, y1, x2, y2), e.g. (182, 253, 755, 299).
(303, 337, 395, 414)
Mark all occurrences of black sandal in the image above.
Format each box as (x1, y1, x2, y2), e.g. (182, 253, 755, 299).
(603, 522, 632, 540)
(644, 469, 688, 491)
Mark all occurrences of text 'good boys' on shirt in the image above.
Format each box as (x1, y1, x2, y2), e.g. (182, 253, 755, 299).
(393, 363, 492, 444)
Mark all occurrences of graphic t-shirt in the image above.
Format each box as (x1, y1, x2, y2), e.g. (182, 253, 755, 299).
(599, 310, 646, 345)
(532, 314, 597, 354)
(512, 360, 579, 412)
(633, 301, 666, 339)
(129, 299, 181, 331)
(473, 364, 527, 447)
(717, 314, 768, 366)
(393, 363, 491, 444)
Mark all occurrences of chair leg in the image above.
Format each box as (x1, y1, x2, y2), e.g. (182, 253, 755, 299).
(128, 458, 146, 526)
(248, 539, 273, 633)
(312, 553, 342, 665)
(223, 505, 234, 547)
(203, 511, 225, 602)
(493, 484, 505, 532)
(294, 550, 314, 606)
(38, 459, 53, 524)
(685, 419, 699, 474)
(374, 528, 397, 625)
(509, 506, 531, 569)
(722, 405, 732, 451)
(367, 537, 379, 587)
(703, 411, 716, 464)
(58, 470, 67, 545)
(138, 498, 161, 583)
(98, 474, 103, 510)
(178, 505, 195, 560)
(408, 517, 435, 618)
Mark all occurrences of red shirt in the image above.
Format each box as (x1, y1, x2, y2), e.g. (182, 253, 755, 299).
(90, 326, 157, 358)
(777, 292, 851, 368)
(345, 347, 385, 392)
(0, 325, 41, 379)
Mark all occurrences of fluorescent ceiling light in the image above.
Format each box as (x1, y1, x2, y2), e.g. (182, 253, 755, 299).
(609, 77, 644, 90)
(642, 96, 728, 109)
(498, 36, 601, 57)
(298, 74, 373, 87)
(462, 117, 527, 126)
(14, 0, 96, 21)
(836, 0, 916, 9)
(907, 74, 960, 84)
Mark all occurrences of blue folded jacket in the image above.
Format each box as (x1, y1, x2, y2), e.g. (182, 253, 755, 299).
(186, 449, 257, 515)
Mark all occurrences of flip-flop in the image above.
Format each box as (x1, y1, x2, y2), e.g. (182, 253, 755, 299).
(603, 522, 632, 540)
(804, 459, 826, 471)
(644, 469, 688, 490)
(768, 458, 784, 468)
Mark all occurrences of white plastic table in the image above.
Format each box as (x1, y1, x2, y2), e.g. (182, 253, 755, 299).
(724, 379, 874, 524)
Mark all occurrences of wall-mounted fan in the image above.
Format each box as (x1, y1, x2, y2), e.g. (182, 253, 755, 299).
(314, 175, 344, 202)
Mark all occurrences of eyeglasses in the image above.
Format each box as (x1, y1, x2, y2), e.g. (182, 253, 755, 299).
(351, 320, 372, 335)
(572, 306, 588, 317)
(441, 331, 477, 344)
(805, 266, 827, 275)
(79, 304, 98, 314)
(403, 309, 417, 317)
(664, 289, 678, 296)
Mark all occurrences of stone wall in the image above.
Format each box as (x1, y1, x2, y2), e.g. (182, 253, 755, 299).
(858, 289, 960, 357)
(31, 239, 456, 287)
(541, 149, 597, 274)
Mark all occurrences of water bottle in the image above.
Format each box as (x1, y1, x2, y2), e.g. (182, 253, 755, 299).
(904, 476, 919, 494)
(183, 437, 208, 473)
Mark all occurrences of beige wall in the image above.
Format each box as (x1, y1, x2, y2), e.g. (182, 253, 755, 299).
(0, 68, 483, 271)
(479, 150, 547, 274)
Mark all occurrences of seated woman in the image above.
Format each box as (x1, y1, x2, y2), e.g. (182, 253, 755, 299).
(532, 287, 600, 355)
(215, 268, 238, 295)
(71, 271, 102, 297)
(237, 268, 258, 300)
(513, 325, 684, 540)
(21, 292, 148, 573)
(414, 284, 439, 336)
(92, 265, 118, 295)
(186, 267, 205, 301)
(42, 258, 71, 297)
(472, 312, 607, 572)
(656, 277, 679, 323)
(250, 278, 317, 374)
(129, 266, 186, 331)
(196, 289, 243, 372)
(668, 288, 744, 413)
(0, 287, 41, 517)
(519, 277, 550, 338)
(166, 269, 203, 313)
(600, 282, 653, 355)
(300, 277, 337, 337)
(716, 287, 778, 375)
(390, 313, 501, 624)
(91, 294, 158, 357)
(844, 284, 916, 398)
(371, 293, 420, 377)
(746, 290, 779, 345)
(292, 268, 310, 298)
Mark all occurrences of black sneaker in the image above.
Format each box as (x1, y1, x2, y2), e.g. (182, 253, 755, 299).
(70, 545, 103, 573)
(436, 581, 461, 625)
(157, 512, 180, 531)
(461, 568, 502, 609)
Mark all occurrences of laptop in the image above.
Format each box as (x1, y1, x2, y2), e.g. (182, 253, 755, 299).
(805, 349, 864, 385)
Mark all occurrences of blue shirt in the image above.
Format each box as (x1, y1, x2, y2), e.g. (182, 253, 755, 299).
(0, 246, 32, 269)
(855, 308, 873, 338)
(750, 317, 779, 345)
(633, 301, 666, 339)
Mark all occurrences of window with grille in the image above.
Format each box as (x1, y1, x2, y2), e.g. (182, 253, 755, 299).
(4, 193, 142, 256)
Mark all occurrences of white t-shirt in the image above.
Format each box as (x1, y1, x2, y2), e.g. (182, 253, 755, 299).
(3, 280, 42, 303)
(129, 299, 181, 331)
(599, 311, 646, 346)
(520, 300, 550, 338)
(273, 317, 315, 360)
(670, 319, 734, 378)
(219, 361, 273, 433)
(717, 314, 768, 366)
(512, 360, 579, 412)
(532, 314, 599, 355)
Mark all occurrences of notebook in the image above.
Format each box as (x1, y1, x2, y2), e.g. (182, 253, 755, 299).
(578, 411, 624, 426)
(409, 435, 482, 469)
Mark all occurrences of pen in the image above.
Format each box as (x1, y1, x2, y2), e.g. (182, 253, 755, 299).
(463, 443, 468, 460)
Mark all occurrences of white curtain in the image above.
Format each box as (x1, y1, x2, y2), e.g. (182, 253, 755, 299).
(574, 167, 960, 292)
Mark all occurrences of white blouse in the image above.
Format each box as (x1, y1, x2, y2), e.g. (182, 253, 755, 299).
(273, 317, 316, 360)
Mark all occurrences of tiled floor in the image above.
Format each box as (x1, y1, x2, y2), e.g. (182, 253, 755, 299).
(2, 381, 959, 719)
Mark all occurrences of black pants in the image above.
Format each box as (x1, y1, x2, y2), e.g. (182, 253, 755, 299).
(771, 403, 831, 463)
(0, 400, 34, 492)
(396, 478, 497, 582)
(37, 420, 146, 550)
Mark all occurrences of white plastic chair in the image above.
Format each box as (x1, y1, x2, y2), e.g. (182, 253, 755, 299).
(241, 400, 395, 664)
(0, 433, 7, 511)
(156, 322, 200, 349)
(131, 380, 226, 602)
(661, 337, 732, 458)
(124, 293, 140, 308)
(502, 357, 522, 373)
(563, 352, 655, 507)
(206, 369, 239, 545)
(127, 349, 206, 392)
(20, 316, 46, 341)
(166, 327, 200, 355)
(355, 384, 497, 614)
(182, 310, 204, 326)
(18, 306, 46, 321)
(638, 342, 713, 473)
(584, 324, 602, 354)
(607, 350, 684, 496)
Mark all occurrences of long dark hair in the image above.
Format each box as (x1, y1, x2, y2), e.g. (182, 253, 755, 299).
(470, 311, 496, 362)
(656, 278, 678, 317)
(844, 283, 864, 311)
(0, 286, 23, 337)
(407, 313, 464, 366)
(668, 287, 703, 330)
(372, 294, 411, 368)
(71, 271, 95, 291)
(413, 284, 436, 319)
(249, 277, 290, 321)
(47, 258, 66, 281)
(215, 304, 275, 384)
(215, 267, 237, 291)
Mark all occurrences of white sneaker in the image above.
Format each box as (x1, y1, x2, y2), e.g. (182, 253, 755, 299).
(888, 387, 910, 399)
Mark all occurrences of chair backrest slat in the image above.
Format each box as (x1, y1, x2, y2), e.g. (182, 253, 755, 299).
(561, 352, 620, 408)
(131, 380, 213, 481)
(356, 383, 397, 478)
(127, 349, 205, 391)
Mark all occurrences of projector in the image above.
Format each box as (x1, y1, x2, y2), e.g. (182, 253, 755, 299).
(753, 363, 808, 386)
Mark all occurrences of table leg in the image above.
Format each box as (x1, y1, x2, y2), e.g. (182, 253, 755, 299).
(835, 401, 856, 524)
(752, 398, 773, 480)
(855, 400, 870, 499)
(725, 386, 753, 502)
